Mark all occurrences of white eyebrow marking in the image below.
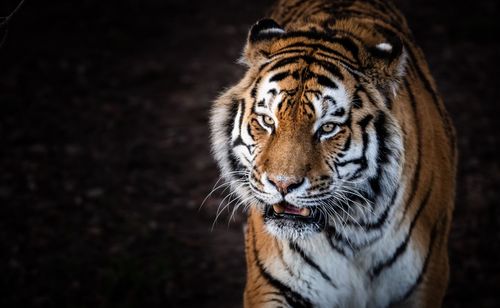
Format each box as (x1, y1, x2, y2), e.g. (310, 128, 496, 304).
(311, 83, 351, 133)
(254, 76, 284, 128)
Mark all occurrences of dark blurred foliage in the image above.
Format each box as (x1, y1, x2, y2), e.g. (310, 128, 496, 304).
(0, 0, 499, 307)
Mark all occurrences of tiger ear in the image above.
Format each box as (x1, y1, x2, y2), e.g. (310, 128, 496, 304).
(242, 19, 285, 66)
(361, 35, 407, 97)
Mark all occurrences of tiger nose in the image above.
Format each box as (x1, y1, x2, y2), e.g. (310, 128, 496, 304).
(267, 174, 305, 195)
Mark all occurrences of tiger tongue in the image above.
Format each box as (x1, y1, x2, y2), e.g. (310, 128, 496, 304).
(272, 203, 311, 217)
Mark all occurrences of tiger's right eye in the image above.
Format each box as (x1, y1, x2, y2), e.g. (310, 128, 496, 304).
(263, 115, 275, 126)
(315, 122, 339, 141)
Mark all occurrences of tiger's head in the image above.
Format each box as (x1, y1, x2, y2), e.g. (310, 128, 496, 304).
(210, 19, 406, 241)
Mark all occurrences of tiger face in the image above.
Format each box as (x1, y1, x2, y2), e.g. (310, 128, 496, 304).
(211, 19, 405, 241)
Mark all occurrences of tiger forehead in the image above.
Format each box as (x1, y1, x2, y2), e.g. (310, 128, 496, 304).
(254, 65, 353, 119)
(256, 57, 352, 94)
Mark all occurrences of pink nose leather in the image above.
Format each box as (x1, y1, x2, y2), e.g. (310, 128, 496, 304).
(267, 175, 304, 195)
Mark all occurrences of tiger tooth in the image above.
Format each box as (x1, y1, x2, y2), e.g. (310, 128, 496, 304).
(300, 207, 311, 217)
(273, 204, 285, 214)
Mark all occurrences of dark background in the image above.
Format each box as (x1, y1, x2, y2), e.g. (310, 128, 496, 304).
(0, 0, 498, 307)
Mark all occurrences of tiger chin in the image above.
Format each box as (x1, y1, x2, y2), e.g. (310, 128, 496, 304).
(209, 0, 456, 307)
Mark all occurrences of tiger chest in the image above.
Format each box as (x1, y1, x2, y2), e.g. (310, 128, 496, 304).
(261, 234, 424, 308)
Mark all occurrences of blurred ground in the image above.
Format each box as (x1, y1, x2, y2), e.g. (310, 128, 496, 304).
(0, 0, 498, 307)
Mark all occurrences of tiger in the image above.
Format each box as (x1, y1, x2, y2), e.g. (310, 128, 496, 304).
(209, 0, 456, 307)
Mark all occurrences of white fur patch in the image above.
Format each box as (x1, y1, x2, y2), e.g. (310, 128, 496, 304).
(255, 77, 281, 129)
(376, 42, 393, 52)
(259, 28, 285, 35)
(312, 84, 351, 134)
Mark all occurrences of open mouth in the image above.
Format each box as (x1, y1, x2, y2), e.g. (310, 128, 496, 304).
(271, 202, 312, 217)
(264, 201, 320, 223)
(263, 201, 324, 237)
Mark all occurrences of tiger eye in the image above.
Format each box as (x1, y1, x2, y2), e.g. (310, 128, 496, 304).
(321, 123, 335, 133)
(264, 115, 275, 126)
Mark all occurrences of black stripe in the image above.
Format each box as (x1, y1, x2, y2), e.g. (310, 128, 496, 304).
(250, 223, 313, 308)
(270, 48, 309, 58)
(289, 242, 337, 288)
(370, 177, 433, 279)
(340, 134, 351, 152)
(356, 84, 378, 107)
(314, 59, 345, 80)
(332, 107, 345, 117)
(270, 71, 291, 82)
(335, 114, 373, 168)
(369, 177, 381, 195)
(385, 93, 394, 109)
(281, 31, 360, 60)
(246, 120, 255, 141)
(276, 41, 356, 65)
(389, 215, 442, 306)
(276, 241, 297, 278)
(353, 184, 399, 230)
(316, 74, 338, 89)
(263, 54, 346, 83)
(250, 172, 269, 196)
(228, 152, 244, 175)
(232, 101, 254, 149)
(357, 114, 373, 129)
(339, 121, 370, 178)
(250, 77, 261, 99)
(374, 113, 391, 165)
(352, 89, 363, 109)
(226, 99, 245, 176)
(326, 158, 337, 173)
(315, 51, 359, 73)
(326, 225, 362, 251)
(368, 112, 392, 197)
(325, 231, 347, 257)
(328, 36, 360, 62)
(232, 136, 245, 148)
(335, 157, 364, 167)
(266, 56, 303, 72)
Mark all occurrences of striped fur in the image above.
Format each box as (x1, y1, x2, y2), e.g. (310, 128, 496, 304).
(210, 0, 456, 307)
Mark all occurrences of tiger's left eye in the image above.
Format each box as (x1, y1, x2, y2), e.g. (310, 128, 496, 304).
(320, 123, 335, 134)
(263, 115, 275, 126)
